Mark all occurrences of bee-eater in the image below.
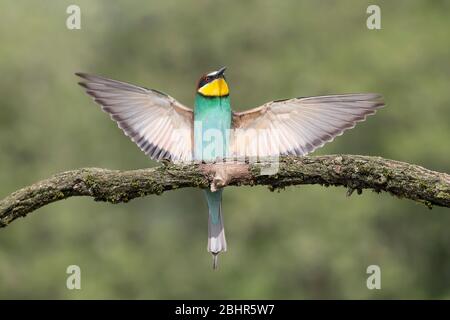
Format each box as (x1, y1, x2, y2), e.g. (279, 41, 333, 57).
(76, 68, 384, 268)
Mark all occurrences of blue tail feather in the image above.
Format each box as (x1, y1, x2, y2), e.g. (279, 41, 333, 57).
(205, 189, 222, 225)
(204, 189, 227, 258)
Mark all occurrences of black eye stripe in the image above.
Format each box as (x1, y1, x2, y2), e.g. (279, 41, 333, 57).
(200, 77, 210, 87)
(197, 74, 226, 89)
(197, 78, 205, 89)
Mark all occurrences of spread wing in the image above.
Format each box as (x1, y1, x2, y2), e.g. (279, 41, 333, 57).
(231, 94, 384, 159)
(76, 73, 194, 162)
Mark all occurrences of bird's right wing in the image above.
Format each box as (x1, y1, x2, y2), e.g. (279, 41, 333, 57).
(76, 73, 194, 162)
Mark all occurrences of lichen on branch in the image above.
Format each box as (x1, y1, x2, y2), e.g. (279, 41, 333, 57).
(0, 155, 449, 228)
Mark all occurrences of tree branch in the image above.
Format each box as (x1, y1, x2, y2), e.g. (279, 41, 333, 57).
(1, 155, 449, 228)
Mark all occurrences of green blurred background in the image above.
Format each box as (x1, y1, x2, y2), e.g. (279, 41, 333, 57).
(0, 0, 449, 299)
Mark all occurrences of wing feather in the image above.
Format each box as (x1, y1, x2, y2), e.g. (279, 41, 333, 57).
(76, 73, 193, 162)
(231, 93, 384, 159)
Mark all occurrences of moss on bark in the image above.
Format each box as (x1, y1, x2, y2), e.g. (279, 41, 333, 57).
(0, 155, 449, 228)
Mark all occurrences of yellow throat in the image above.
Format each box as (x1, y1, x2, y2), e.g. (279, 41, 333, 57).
(198, 78, 229, 97)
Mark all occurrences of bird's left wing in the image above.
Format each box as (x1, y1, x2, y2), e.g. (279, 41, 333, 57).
(230, 94, 384, 159)
(76, 73, 194, 162)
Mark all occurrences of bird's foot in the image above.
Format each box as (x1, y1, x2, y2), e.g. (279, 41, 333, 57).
(200, 162, 251, 192)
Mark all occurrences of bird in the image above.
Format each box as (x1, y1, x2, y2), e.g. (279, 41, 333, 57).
(76, 67, 384, 269)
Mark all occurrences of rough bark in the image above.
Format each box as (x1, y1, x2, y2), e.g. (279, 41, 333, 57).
(0, 155, 449, 228)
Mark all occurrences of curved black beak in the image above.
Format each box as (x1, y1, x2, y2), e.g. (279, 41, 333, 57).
(217, 66, 227, 77)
